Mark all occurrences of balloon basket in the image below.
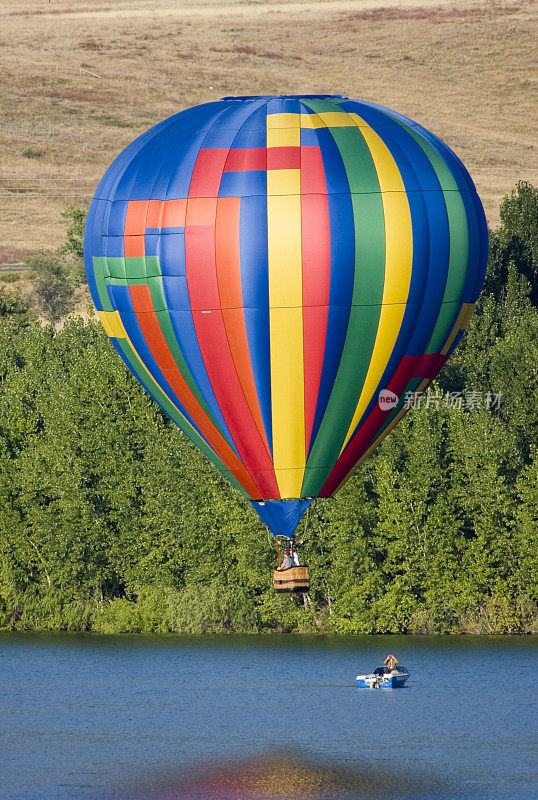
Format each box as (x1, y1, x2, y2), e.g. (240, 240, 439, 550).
(273, 565, 310, 594)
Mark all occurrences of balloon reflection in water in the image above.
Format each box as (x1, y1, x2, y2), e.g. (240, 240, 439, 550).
(124, 752, 448, 800)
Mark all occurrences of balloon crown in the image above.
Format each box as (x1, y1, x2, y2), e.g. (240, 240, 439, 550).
(220, 94, 349, 101)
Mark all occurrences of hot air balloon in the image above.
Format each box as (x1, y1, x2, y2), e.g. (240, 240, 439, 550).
(84, 95, 488, 592)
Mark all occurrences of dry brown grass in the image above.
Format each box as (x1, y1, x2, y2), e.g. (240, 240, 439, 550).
(0, 0, 536, 262)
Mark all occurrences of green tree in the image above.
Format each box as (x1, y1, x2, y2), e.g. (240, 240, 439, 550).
(26, 251, 77, 323)
(0, 186, 536, 634)
(26, 206, 88, 323)
(484, 181, 537, 304)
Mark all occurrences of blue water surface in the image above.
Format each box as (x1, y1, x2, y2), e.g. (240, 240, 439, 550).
(0, 633, 536, 799)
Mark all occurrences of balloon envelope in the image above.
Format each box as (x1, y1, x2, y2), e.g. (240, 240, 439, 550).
(84, 95, 487, 536)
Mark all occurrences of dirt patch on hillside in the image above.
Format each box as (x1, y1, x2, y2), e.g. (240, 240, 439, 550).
(0, 0, 536, 260)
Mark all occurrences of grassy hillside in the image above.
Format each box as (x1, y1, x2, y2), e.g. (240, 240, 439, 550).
(0, 0, 536, 263)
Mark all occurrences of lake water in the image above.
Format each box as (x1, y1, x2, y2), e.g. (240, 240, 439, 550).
(0, 633, 536, 800)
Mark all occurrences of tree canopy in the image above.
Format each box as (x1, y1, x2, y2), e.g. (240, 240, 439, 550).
(0, 183, 536, 634)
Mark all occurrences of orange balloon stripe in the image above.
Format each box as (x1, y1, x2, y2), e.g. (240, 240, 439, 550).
(127, 283, 262, 498)
(124, 199, 188, 257)
(185, 222, 280, 496)
(215, 197, 272, 458)
(124, 200, 149, 235)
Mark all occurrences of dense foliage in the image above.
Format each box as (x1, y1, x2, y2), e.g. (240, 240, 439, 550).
(0, 184, 536, 634)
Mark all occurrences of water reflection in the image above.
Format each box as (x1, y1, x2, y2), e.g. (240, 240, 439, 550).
(125, 752, 444, 800)
(3, 633, 535, 800)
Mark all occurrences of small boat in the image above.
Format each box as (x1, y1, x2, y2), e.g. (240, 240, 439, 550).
(356, 655, 409, 688)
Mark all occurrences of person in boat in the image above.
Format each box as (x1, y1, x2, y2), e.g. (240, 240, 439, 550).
(384, 654, 399, 672)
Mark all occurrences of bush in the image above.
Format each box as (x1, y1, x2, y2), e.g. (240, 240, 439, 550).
(27, 251, 77, 322)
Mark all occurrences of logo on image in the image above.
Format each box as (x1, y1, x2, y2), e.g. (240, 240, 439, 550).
(378, 389, 399, 411)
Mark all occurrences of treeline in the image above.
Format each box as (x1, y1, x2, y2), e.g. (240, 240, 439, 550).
(0, 183, 536, 635)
